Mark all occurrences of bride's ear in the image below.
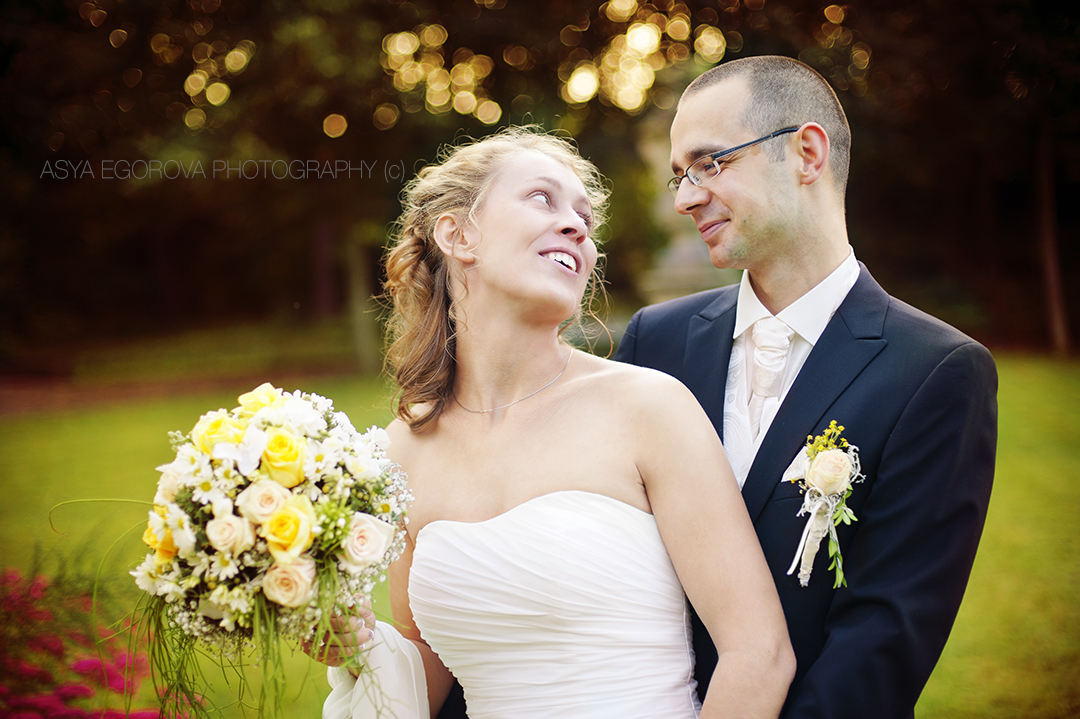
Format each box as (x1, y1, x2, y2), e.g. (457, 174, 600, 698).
(433, 213, 479, 265)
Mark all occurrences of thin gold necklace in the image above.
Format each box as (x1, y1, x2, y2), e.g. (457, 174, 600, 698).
(454, 348, 574, 414)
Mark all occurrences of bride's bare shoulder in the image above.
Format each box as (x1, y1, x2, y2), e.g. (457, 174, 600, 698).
(385, 416, 426, 462)
(579, 353, 702, 415)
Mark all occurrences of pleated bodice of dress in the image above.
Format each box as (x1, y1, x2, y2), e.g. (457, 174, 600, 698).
(408, 490, 700, 719)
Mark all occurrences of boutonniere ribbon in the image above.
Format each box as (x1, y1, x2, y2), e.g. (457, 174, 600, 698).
(782, 421, 864, 588)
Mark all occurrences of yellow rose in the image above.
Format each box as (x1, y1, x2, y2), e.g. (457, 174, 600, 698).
(237, 382, 284, 417)
(262, 427, 305, 488)
(262, 495, 316, 564)
(191, 410, 247, 455)
(143, 506, 178, 566)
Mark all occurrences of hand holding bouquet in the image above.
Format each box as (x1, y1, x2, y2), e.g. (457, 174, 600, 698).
(130, 383, 410, 716)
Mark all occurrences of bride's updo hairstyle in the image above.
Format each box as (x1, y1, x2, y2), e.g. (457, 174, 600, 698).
(384, 126, 609, 431)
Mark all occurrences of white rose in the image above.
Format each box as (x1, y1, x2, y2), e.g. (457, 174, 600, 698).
(339, 513, 396, 574)
(344, 453, 380, 481)
(236, 479, 292, 524)
(365, 426, 391, 451)
(206, 513, 256, 555)
(211, 497, 234, 519)
(154, 464, 183, 505)
(281, 394, 327, 435)
(262, 556, 317, 608)
(805, 449, 854, 496)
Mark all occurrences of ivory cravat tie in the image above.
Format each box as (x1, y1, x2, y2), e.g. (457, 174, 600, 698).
(749, 317, 794, 441)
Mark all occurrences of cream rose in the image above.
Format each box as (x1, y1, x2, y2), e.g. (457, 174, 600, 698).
(206, 513, 256, 556)
(262, 427, 305, 488)
(154, 465, 183, 505)
(806, 449, 854, 496)
(235, 479, 292, 524)
(237, 382, 284, 417)
(339, 513, 396, 574)
(262, 495, 317, 564)
(262, 556, 317, 608)
(191, 410, 247, 455)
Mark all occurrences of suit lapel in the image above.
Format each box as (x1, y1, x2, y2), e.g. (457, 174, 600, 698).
(741, 267, 890, 523)
(683, 288, 738, 442)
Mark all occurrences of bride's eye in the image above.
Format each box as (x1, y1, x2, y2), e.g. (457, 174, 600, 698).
(531, 191, 552, 206)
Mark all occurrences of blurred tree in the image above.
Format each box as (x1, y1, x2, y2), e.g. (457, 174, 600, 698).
(1, 0, 1076, 372)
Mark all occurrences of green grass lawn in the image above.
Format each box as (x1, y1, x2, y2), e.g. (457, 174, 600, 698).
(1, 354, 1077, 717)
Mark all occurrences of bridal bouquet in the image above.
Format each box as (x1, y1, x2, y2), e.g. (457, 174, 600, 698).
(130, 383, 410, 717)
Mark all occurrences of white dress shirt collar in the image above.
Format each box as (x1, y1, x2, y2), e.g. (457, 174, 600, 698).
(733, 248, 860, 346)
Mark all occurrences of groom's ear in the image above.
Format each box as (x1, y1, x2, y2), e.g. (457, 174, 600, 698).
(793, 122, 830, 186)
(433, 213, 479, 265)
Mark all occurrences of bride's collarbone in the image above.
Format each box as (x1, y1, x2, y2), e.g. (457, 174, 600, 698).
(406, 440, 642, 526)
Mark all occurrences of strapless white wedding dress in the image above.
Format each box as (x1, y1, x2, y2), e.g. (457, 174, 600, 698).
(325, 490, 700, 719)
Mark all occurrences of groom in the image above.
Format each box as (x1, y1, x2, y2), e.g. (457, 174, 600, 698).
(614, 56, 997, 718)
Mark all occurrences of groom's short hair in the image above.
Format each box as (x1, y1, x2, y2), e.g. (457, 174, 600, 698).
(681, 56, 852, 194)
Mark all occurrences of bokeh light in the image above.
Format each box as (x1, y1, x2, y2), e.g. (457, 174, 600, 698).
(694, 26, 726, 64)
(373, 103, 400, 130)
(184, 72, 207, 96)
(205, 82, 230, 106)
(323, 113, 347, 138)
(605, 0, 638, 23)
(381, 25, 500, 123)
(475, 99, 502, 125)
(184, 108, 206, 130)
(824, 5, 846, 24)
(565, 64, 599, 104)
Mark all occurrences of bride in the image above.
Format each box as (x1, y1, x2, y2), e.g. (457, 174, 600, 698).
(318, 127, 794, 719)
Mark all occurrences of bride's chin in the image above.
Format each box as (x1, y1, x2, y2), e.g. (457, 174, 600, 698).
(520, 299, 582, 328)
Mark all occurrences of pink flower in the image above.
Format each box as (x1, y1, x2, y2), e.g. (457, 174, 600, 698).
(54, 683, 95, 701)
(69, 659, 125, 693)
(114, 652, 149, 678)
(28, 635, 66, 657)
(10, 658, 54, 684)
(7, 692, 67, 713)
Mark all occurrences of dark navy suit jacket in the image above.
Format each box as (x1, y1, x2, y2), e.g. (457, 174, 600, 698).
(613, 265, 997, 719)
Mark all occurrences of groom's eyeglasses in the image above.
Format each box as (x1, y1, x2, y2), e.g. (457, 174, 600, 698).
(667, 126, 801, 196)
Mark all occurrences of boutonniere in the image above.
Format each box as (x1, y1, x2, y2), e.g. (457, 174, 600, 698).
(784, 421, 864, 588)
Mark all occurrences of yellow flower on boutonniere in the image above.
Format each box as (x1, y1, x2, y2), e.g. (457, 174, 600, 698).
(783, 421, 864, 588)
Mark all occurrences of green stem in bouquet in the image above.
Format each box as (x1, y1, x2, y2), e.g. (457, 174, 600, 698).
(49, 498, 153, 536)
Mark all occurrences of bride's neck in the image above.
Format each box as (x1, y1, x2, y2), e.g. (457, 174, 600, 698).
(452, 316, 570, 413)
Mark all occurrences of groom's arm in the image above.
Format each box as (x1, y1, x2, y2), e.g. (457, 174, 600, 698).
(783, 341, 997, 719)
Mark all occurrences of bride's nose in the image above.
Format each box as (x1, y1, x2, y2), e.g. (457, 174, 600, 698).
(558, 211, 588, 242)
